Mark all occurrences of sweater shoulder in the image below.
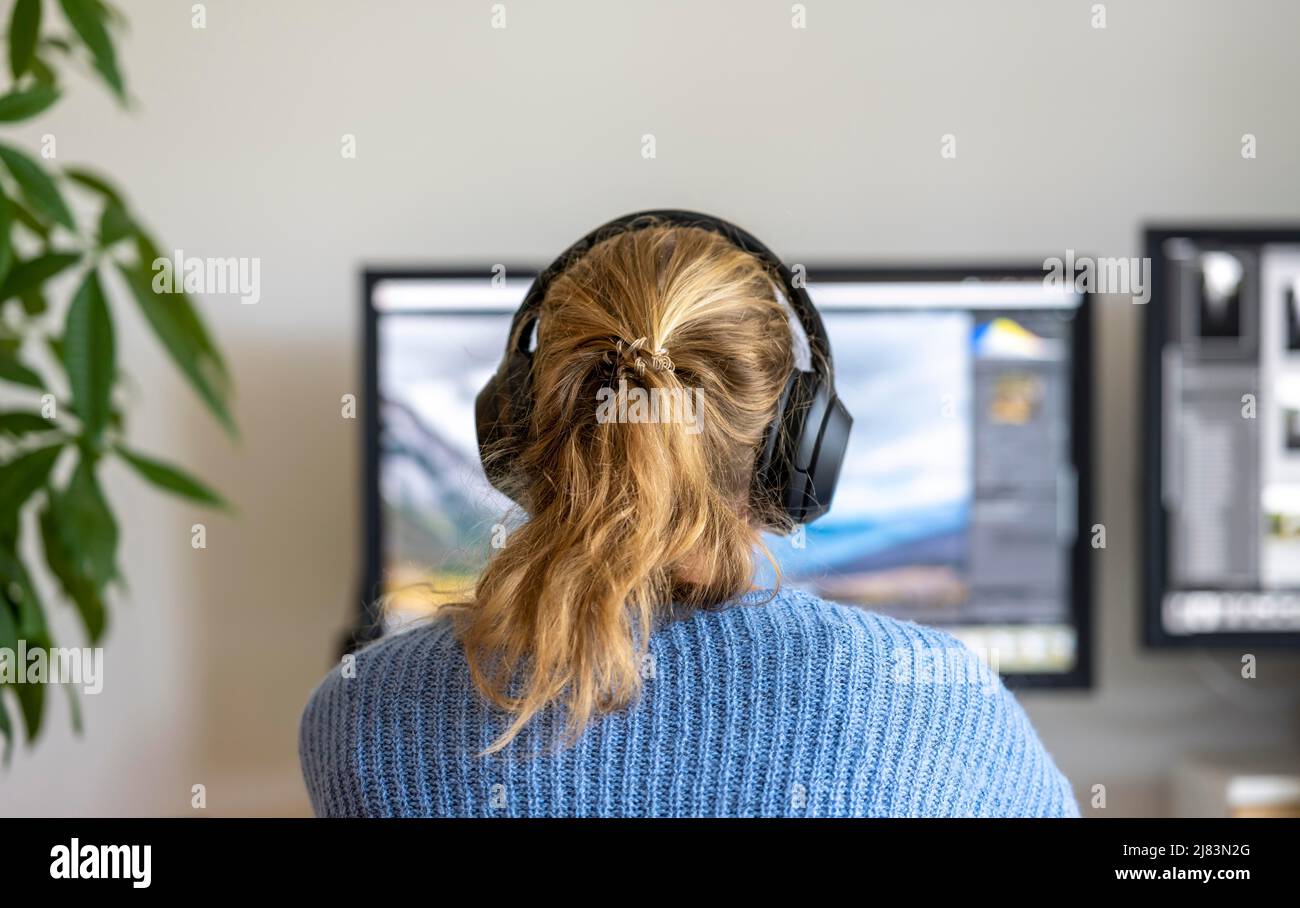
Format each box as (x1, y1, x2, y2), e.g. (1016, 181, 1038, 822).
(302, 616, 461, 711)
(687, 588, 1079, 817)
(297, 617, 460, 816)
(686, 586, 981, 676)
(668, 587, 1003, 722)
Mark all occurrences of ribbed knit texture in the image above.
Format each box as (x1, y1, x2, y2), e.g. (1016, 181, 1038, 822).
(299, 588, 1079, 817)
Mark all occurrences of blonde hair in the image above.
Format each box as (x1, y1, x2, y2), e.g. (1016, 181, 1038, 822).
(452, 223, 795, 752)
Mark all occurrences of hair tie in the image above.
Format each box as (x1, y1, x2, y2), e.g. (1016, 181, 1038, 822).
(601, 336, 674, 377)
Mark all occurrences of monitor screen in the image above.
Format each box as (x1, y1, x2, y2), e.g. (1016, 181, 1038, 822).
(1145, 229, 1300, 645)
(365, 269, 1091, 685)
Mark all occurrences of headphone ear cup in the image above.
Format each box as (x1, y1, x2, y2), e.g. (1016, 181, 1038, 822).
(754, 372, 852, 525)
(796, 390, 851, 523)
(751, 370, 812, 521)
(475, 350, 533, 496)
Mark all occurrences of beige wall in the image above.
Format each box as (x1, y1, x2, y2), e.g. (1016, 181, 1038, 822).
(3, 0, 1299, 816)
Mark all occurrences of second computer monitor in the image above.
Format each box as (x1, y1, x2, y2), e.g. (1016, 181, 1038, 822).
(1145, 227, 1300, 646)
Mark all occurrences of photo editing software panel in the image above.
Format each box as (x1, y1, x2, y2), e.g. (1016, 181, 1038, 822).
(1147, 229, 1300, 645)
(367, 270, 1090, 684)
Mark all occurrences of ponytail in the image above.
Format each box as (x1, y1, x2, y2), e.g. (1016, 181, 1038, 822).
(450, 225, 794, 752)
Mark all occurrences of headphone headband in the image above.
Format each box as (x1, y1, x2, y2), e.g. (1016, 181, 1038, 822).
(505, 210, 834, 380)
(477, 209, 852, 524)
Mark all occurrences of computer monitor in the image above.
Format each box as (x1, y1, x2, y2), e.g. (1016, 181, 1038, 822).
(1144, 227, 1300, 646)
(362, 267, 1093, 687)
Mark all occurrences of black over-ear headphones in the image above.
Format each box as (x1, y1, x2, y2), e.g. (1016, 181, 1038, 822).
(474, 210, 852, 524)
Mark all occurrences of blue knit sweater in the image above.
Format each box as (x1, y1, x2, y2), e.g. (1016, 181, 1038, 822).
(299, 588, 1079, 817)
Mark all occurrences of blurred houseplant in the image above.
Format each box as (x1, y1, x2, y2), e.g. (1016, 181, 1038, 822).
(0, 0, 233, 761)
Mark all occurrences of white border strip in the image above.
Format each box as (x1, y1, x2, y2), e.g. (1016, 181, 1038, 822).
(374, 279, 531, 311)
(808, 281, 1080, 309)
(372, 277, 1082, 312)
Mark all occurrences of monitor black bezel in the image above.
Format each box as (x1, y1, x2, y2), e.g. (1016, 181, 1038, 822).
(359, 265, 1094, 689)
(1143, 226, 1300, 649)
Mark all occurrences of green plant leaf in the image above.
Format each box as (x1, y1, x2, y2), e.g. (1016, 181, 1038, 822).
(0, 547, 48, 740)
(0, 184, 11, 288)
(56, 454, 117, 589)
(0, 143, 75, 231)
(98, 0, 128, 26)
(0, 547, 47, 640)
(0, 573, 15, 760)
(64, 167, 124, 206)
(117, 262, 236, 438)
(62, 269, 115, 443)
(0, 347, 44, 389)
(97, 199, 131, 247)
(0, 411, 57, 437)
(28, 55, 57, 87)
(19, 289, 45, 315)
(39, 495, 106, 642)
(0, 86, 60, 122)
(0, 593, 17, 660)
(63, 682, 82, 735)
(61, 396, 121, 433)
(0, 444, 62, 543)
(0, 548, 51, 745)
(8, 0, 42, 81)
(115, 445, 228, 508)
(0, 602, 17, 760)
(12, 670, 44, 741)
(133, 232, 229, 382)
(58, 0, 124, 101)
(0, 694, 11, 762)
(0, 251, 81, 304)
(8, 197, 50, 242)
(0, 691, 12, 763)
(0, 549, 53, 748)
(12, 673, 44, 741)
(0, 540, 47, 755)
